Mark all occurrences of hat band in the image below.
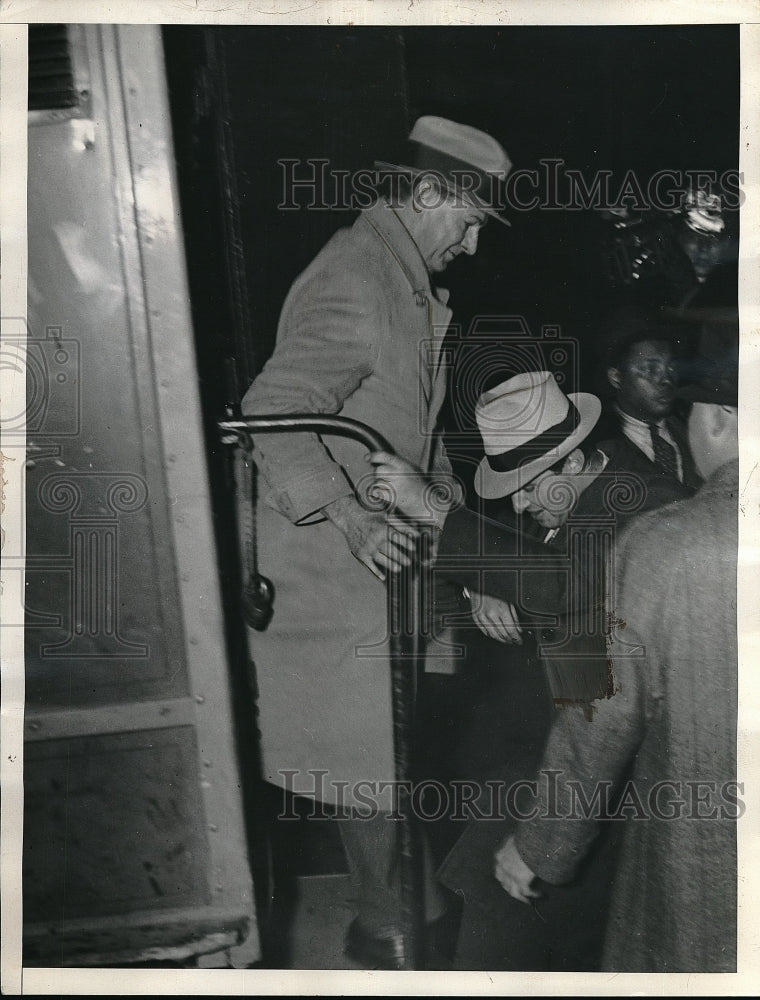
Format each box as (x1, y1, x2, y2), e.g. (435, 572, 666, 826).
(485, 400, 580, 474)
(406, 141, 498, 205)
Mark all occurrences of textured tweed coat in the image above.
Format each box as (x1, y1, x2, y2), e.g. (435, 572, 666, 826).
(515, 459, 738, 971)
(241, 200, 453, 805)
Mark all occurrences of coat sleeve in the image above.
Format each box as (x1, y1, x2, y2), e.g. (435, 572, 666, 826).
(513, 515, 656, 883)
(434, 506, 567, 614)
(242, 265, 382, 524)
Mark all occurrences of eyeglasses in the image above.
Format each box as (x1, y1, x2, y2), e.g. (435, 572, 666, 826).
(627, 360, 678, 381)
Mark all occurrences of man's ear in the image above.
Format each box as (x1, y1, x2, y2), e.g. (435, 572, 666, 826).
(562, 448, 585, 475)
(413, 173, 444, 211)
(607, 366, 622, 392)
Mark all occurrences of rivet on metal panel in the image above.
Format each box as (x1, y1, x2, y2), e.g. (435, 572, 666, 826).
(189, 636, 198, 646)
(195, 694, 205, 704)
(203, 760, 213, 768)
(200, 779, 211, 789)
(175, 515, 185, 524)
(214, 884, 224, 892)
(208, 823, 218, 832)
(167, 455, 176, 463)
(26, 460, 36, 469)
(27, 721, 42, 732)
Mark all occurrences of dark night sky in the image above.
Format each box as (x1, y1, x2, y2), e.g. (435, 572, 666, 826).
(165, 23, 739, 428)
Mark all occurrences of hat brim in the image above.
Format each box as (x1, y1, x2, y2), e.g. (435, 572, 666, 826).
(373, 160, 511, 227)
(474, 392, 602, 499)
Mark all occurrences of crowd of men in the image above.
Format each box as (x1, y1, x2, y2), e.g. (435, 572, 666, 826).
(241, 116, 739, 972)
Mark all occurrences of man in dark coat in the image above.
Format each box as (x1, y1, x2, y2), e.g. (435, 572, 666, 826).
(492, 319, 739, 972)
(241, 116, 513, 967)
(591, 308, 703, 503)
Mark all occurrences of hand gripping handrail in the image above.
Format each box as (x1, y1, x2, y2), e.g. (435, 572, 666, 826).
(219, 413, 427, 970)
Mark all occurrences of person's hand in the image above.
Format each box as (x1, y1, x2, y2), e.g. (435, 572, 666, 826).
(323, 495, 419, 581)
(366, 450, 452, 527)
(494, 834, 541, 904)
(469, 591, 523, 644)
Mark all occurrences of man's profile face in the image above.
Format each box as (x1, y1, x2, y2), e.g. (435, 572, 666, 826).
(511, 448, 586, 529)
(413, 186, 488, 274)
(610, 339, 676, 423)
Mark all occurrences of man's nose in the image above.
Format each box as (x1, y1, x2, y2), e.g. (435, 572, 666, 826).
(512, 490, 529, 513)
(461, 226, 479, 256)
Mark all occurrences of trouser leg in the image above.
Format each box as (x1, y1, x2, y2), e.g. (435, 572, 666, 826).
(338, 811, 446, 934)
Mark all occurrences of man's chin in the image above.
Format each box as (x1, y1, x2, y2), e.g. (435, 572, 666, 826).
(533, 513, 564, 530)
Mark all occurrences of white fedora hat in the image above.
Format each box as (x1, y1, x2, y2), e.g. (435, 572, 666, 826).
(474, 371, 602, 499)
(375, 115, 512, 226)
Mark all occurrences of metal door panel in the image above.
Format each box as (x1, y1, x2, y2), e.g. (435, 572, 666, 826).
(23, 24, 258, 967)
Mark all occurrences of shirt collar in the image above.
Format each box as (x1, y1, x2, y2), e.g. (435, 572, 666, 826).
(615, 404, 665, 431)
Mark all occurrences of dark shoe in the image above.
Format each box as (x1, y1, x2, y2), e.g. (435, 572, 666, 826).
(344, 918, 406, 970)
(344, 909, 461, 971)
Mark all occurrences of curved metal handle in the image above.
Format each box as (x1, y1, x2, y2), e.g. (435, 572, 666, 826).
(218, 414, 393, 455)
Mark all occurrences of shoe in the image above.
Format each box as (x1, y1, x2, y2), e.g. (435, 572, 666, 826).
(344, 918, 407, 970)
(344, 909, 461, 970)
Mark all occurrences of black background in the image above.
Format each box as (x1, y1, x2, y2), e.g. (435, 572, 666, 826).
(164, 23, 738, 387)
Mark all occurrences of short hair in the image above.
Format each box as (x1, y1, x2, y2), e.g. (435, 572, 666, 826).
(376, 170, 415, 207)
(603, 307, 688, 372)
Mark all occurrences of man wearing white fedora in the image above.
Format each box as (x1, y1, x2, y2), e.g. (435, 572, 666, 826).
(371, 369, 610, 700)
(241, 115, 512, 967)
(370, 369, 636, 970)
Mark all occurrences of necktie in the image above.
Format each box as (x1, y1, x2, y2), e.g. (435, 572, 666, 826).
(649, 422, 679, 479)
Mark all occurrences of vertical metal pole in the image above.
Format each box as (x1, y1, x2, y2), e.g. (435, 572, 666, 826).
(388, 541, 426, 970)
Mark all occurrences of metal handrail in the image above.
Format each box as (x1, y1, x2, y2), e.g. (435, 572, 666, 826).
(220, 413, 427, 970)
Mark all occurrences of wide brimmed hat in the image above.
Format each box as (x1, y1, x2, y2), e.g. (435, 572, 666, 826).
(375, 115, 512, 226)
(474, 371, 602, 499)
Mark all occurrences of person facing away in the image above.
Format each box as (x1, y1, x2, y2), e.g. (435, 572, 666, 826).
(491, 311, 739, 972)
(241, 115, 513, 969)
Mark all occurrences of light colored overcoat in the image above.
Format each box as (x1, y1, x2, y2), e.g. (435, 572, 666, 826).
(241, 200, 452, 806)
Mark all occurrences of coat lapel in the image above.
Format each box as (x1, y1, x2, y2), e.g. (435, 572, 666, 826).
(362, 202, 453, 411)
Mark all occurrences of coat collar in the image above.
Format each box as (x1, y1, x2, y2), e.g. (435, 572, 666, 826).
(360, 199, 449, 305)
